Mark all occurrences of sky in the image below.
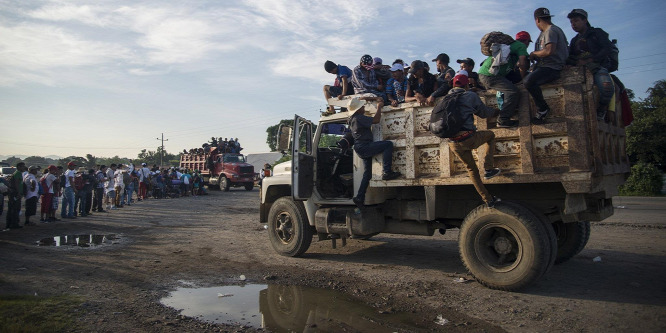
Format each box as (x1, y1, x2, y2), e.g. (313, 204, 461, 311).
(1, 0, 665, 159)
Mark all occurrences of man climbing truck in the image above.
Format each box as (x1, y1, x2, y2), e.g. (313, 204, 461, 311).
(259, 67, 629, 291)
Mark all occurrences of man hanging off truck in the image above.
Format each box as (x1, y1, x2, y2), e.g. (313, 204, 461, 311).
(347, 97, 401, 208)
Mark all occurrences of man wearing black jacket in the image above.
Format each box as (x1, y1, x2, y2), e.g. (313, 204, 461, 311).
(567, 9, 615, 121)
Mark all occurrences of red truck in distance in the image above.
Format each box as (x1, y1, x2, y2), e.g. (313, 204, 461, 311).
(180, 151, 255, 191)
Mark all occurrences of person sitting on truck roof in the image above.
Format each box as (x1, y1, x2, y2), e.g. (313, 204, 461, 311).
(351, 54, 388, 103)
(347, 97, 401, 208)
(323, 60, 354, 115)
(447, 74, 501, 207)
(406, 60, 438, 106)
(372, 57, 392, 86)
(566, 9, 615, 121)
(526, 7, 569, 124)
(386, 63, 408, 107)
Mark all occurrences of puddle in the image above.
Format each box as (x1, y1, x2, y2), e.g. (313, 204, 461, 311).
(161, 283, 431, 332)
(37, 234, 119, 247)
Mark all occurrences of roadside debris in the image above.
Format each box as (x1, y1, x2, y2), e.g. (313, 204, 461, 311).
(593, 256, 602, 262)
(435, 314, 449, 325)
(239, 275, 246, 281)
(217, 293, 233, 297)
(453, 277, 470, 283)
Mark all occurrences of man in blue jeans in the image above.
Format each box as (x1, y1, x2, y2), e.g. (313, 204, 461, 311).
(61, 161, 77, 219)
(347, 97, 401, 208)
(566, 8, 615, 121)
(526, 7, 569, 124)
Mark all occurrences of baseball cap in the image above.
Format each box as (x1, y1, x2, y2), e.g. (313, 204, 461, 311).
(534, 7, 554, 19)
(48, 165, 57, 171)
(67, 161, 77, 167)
(408, 60, 425, 74)
(360, 54, 373, 65)
(28, 165, 39, 171)
(567, 9, 588, 19)
(390, 63, 404, 72)
(515, 31, 533, 42)
(431, 53, 450, 64)
(456, 58, 475, 68)
(457, 70, 469, 77)
(142, 163, 147, 166)
(452, 74, 469, 87)
(373, 57, 383, 66)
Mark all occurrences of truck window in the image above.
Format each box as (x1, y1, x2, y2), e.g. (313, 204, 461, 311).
(223, 155, 245, 163)
(318, 123, 349, 148)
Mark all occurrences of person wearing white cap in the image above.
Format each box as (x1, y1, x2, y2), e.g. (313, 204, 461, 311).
(347, 97, 401, 208)
(386, 63, 408, 107)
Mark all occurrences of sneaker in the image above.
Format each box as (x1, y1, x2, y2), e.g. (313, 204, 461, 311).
(486, 196, 501, 208)
(382, 171, 401, 180)
(484, 168, 501, 179)
(497, 119, 518, 128)
(531, 109, 549, 124)
(352, 197, 364, 209)
(110, 206, 117, 210)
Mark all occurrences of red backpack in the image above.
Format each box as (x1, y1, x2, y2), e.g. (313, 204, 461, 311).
(74, 174, 84, 190)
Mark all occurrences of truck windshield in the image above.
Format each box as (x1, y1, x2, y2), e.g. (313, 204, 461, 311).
(1, 167, 16, 174)
(318, 123, 350, 148)
(223, 155, 245, 163)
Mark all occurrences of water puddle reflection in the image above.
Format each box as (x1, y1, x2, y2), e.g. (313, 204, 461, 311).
(37, 234, 119, 247)
(161, 283, 430, 332)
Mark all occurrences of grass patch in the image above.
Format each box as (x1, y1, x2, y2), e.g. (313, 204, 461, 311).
(0, 295, 82, 333)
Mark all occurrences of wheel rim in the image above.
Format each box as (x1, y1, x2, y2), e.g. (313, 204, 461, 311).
(274, 211, 294, 244)
(220, 177, 227, 187)
(474, 223, 523, 272)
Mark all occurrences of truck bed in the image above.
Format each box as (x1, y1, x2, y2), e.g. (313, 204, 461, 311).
(327, 67, 629, 199)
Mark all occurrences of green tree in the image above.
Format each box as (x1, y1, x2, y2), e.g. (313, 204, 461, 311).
(85, 154, 98, 169)
(2, 156, 24, 166)
(626, 80, 666, 170)
(57, 156, 88, 168)
(23, 156, 48, 167)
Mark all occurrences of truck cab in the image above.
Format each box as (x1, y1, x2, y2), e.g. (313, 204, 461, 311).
(259, 67, 630, 290)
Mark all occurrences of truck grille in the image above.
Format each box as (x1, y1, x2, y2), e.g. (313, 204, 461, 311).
(240, 166, 253, 174)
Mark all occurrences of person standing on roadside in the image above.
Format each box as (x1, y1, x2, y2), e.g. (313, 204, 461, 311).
(22, 166, 39, 225)
(139, 163, 150, 200)
(40, 165, 58, 222)
(5, 162, 26, 229)
(93, 165, 107, 212)
(105, 164, 117, 210)
(60, 161, 77, 219)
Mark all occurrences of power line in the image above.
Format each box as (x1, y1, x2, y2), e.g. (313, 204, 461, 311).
(621, 52, 666, 61)
(156, 133, 169, 167)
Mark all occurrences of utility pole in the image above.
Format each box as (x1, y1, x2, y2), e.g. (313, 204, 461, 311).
(156, 133, 168, 168)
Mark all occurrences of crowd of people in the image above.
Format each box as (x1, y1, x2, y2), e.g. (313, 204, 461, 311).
(186, 137, 243, 156)
(323, 8, 618, 125)
(1, 161, 208, 230)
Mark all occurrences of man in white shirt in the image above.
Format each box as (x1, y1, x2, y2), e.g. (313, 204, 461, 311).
(23, 166, 39, 225)
(105, 164, 117, 210)
(41, 165, 58, 222)
(114, 165, 125, 208)
(61, 161, 78, 219)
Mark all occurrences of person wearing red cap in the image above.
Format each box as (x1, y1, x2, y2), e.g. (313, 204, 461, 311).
(61, 161, 78, 218)
(566, 9, 615, 121)
(478, 31, 531, 128)
(446, 74, 501, 207)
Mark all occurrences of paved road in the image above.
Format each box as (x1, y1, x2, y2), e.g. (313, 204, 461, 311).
(606, 196, 666, 226)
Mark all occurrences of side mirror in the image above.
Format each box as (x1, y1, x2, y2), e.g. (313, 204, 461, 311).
(276, 124, 293, 152)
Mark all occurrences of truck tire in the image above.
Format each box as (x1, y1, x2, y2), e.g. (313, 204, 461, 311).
(244, 183, 254, 191)
(459, 202, 554, 291)
(267, 197, 313, 257)
(219, 176, 230, 192)
(552, 221, 591, 264)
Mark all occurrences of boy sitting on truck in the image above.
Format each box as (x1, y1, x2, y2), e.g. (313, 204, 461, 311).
(446, 74, 501, 207)
(347, 97, 401, 208)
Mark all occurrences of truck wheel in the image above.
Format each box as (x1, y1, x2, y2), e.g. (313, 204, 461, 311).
(459, 202, 554, 291)
(264, 285, 308, 330)
(244, 183, 254, 191)
(268, 197, 313, 257)
(552, 221, 590, 264)
(219, 176, 230, 192)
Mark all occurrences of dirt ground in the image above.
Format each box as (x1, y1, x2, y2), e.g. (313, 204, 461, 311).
(0, 190, 664, 332)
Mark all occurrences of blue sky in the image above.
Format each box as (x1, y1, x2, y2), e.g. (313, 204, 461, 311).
(1, 0, 665, 158)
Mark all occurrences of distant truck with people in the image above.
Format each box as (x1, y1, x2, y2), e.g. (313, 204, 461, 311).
(259, 66, 630, 291)
(180, 151, 255, 191)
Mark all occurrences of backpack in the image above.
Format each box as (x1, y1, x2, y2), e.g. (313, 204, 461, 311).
(480, 31, 515, 56)
(74, 174, 84, 190)
(429, 90, 468, 138)
(608, 39, 619, 72)
(122, 172, 130, 185)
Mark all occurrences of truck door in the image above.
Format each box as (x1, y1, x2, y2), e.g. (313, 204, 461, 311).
(292, 115, 314, 200)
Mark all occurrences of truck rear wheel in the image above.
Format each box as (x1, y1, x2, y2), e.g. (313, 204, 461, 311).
(552, 221, 590, 264)
(219, 176, 230, 192)
(244, 182, 254, 191)
(267, 197, 313, 257)
(459, 202, 554, 291)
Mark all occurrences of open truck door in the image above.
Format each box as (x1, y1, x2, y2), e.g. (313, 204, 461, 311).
(291, 115, 313, 200)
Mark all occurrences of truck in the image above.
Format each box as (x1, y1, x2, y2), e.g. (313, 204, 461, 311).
(259, 67, 630, 290)
(180, 152, 255, 191)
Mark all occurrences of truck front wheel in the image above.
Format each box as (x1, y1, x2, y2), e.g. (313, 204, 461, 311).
(267, 197, 313, 257)
(552, 221, 590, 264)
(459, 202, 554, 291)
(244, 183, 254, 191)
(219, 176, 230, 192)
